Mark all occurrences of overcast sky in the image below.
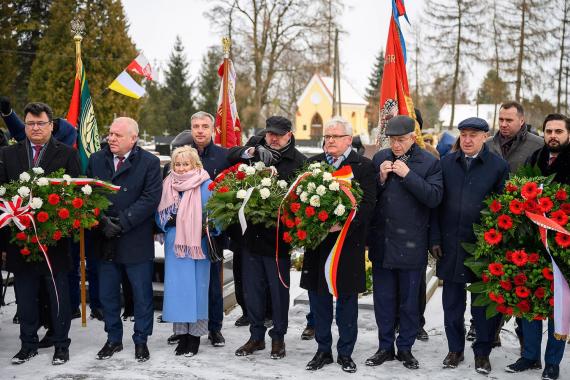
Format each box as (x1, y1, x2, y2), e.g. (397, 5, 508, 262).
(121, 0, 425, 97)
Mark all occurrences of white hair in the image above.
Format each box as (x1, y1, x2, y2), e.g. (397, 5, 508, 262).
(324, 116, 353, 136)
(190, 111, 215, 127)
(112, 117, 139, 136)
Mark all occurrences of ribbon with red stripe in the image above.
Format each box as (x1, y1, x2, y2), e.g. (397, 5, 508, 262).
(47, 178, 120, 191)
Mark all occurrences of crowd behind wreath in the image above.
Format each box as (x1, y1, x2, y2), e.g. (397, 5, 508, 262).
(0, 94, 568, 380)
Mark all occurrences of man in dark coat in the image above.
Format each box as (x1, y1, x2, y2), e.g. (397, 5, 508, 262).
(366, 115, 443, 370)
(430, 117, 509, 375)
(228, 116, 306, 360)
(0, 102, 81, 365)
(87, 117, 162, 363)
(300, 116, 376, 373)
(506, 113, 569, 380)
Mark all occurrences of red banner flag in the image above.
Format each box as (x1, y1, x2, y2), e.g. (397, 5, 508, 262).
(214, 60, 241, 147)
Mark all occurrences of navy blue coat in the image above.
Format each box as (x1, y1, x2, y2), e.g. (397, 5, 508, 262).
(2, 111, 78, 147)
(432, 145, 509, 283)
(368, 145, 443, 270)
(86, 145, 162, 264)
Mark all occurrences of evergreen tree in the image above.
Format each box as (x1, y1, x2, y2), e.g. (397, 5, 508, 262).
(138, 80, 169, 136)
(0, 2, 19, 103)
(478, 69, 510, 104)
(364, 50, 384, 132)
(196, 46, 222, 114)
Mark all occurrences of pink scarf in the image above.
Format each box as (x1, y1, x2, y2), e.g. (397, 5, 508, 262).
(158, 168, 211, 259)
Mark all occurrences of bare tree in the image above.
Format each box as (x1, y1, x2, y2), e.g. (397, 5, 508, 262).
(557, 0, 570, 112)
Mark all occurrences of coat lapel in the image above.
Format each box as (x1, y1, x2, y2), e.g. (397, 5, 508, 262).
(15, 141, 30, 172)
(38, 138, 59, 170)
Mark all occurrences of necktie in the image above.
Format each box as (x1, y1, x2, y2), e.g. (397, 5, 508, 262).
(465, 156, 474, 169)
(116, 156, 125, 171)
(548, 156, 557, 166)
(33, 145, 42, 165)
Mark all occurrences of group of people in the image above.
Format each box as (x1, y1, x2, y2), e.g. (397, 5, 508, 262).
(0, 98, 568, 380)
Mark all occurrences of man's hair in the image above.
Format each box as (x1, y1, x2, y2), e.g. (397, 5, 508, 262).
(500, 101, 525, 117)
(190, 111, 215, 126)
(23, 102, 53, 121)
(112, 117, 139, 136)
(324, 116, 353, 136)
(543, 113, 570, 133)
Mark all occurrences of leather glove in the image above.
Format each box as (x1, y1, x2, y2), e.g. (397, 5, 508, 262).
(165, 214, 177, 228)
(0, 96, 11, 115)
(256, 145, 273, 166)
(430, 244, 443, 260)
(101, 215, 122, 239)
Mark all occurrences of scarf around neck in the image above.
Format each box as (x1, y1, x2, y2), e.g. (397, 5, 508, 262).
(262, 138, 292, 164)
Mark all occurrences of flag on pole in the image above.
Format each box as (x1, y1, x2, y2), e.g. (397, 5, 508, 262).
(214, 60, 241, 147)
(376, 0, 422, 147)
(108, 70, 146, 99)
(67, 42, 100, 174)
(126, 53, 157, 81)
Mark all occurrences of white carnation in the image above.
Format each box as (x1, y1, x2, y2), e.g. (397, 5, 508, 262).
(30, 197, 43, 209)
(81, 184, 92, 195)
(277, 180, 288, 189)
(36, 177, 49, 186)
(260, 178, 272, 187)
(311, 168, 322, 177)
(19, 172, 31, 182)
(18, 186, 30, 198)
(307, 182, 316, 193)
(254, 161, 266, 171)
(62, 174, 72, 184)
(334, 204, 346, 216)
(309, 195, 321, 207)
(238, 164, 248, 172)
(308, 162, 321, 170)
(300, 191, 309, 203)
(259, 187, 271, 200)
(322, 172, 333, 182)
(0, 186, 5, 196)
(316, 185, 326, 196)
(32, 167, 45, 175)
(328, 182, 340, 191)
(245, 166, 256, 175)
(296, 185, 303, 195)
(236, 189, 248, 199)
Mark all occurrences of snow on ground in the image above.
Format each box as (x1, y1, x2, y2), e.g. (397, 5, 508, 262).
(1, 272, 568, 379)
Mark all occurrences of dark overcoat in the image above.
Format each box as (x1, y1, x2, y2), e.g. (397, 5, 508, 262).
(300, 151, 377, 294)
(162, 139, 230, 180)
(86, 145, 162, 264)
(368, 145, 443, 270)
(527, 144, 570, 185)
(433, 145, 509, 283)
(0, 138, 81, 274)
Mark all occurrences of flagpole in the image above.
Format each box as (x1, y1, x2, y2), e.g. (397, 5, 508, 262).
(71, 17, 88, 328)
(221, 37, 231, 147)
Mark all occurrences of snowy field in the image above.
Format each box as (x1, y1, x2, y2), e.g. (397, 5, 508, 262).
(1, 272, 568, 380)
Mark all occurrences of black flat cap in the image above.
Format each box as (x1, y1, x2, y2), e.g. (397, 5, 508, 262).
(386, 115, 415, 136)
(171, 130, 194, 149)
(264, 116, 292, 135)
(458, 117, 489, 132)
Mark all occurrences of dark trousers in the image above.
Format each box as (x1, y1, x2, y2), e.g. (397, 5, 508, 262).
(395, 265, 427, 328)
(99, 260, 154, 345)
(442, 281, 502, 356)
(242, 249, 289, 341)
(14, 270, 71, 350)
(230, 239, 247, 316)
(68, 241, 100, 311)
(522, 319, 565, 365)
(374, 266, 422, 351)
(308, 291, 358, 357)
(121, 268, 134, 316)
(208, 260, 223, 332)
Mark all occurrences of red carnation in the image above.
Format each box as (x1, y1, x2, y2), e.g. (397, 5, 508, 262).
(285, 218, 295, 228)
(294, 217, 302, 226)
(47, 193, 60, 205)
(497, 304, 507, 314)
(495, 294, 505, 304)
(31, 236, 38, 244)
(52, 230, 62, 241)
(218, 186, 229, 193)
(93, 208, 100, 217)
(506, 307, 514, 315)
(18, 216, 31, 229)
(509, 199, 524, 215)
(524, 199, 540, 213)
(489, 292, 498, 302)
(543, 267, 554, 281)
(534, 287, 545, 299)
(500, 280, 512, 291)
(505, 250, 513, 262)
(562, 203, 570, 214)
(550, 297, 555, 307)
(482, 273, 490, 283)
(72, 219, 81, 229)
(305, 206, 316, 217)
(16, 232, 27, 241)
(484, 228, 502, 245)
(521, 182, 539, 199)
(517, 300, 531, 313)
(550, 210, 568, 226)
(72, 198, 84, 209)
(489, 200, 502, 213)
(20, 247, 30, 256)
(488, 262, 504, 276)
(236, 171, 246, 180)
(512, 250, 528, 267)
(515, 286, 530, 298)
(283, 232, 292, 243)
(505, 183, 518, 193)
(36, 211, 49, 223)
(296, 229, 307, 241)
(58, 208, 70, 219)
(207, 182, 216, 191)
(317, 210, 329, 222)
(497, 214, 513, 230)
(538, 197, 554, 213)
(555, 232, 570, 248)
(528, 253, 540, 264)
(514, 273, 528, 286)
(290, 202, 301, 213)
(555, 189, 568, 201)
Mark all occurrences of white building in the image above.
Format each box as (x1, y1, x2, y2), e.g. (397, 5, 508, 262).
(438, 103, 501, 131)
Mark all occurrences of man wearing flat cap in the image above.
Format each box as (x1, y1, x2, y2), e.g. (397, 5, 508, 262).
(366, 115, 443, 370)
(227, 116, 306, 360)
(429, 117, 509, 374)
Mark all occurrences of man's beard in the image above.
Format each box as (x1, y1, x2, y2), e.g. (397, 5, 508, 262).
(547, 139, 570, 153)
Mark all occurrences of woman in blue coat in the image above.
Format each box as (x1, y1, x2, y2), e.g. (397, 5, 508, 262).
(156, 146, 213, 357)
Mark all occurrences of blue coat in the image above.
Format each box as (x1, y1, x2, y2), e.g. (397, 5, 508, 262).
(432, 145, 509, 283)
(2, 111, 78, 147)
(86, 145, 162, 264)
(369, 145, 443, 270)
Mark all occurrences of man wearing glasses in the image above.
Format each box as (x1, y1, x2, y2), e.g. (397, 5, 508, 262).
(366, 115, 443, 371)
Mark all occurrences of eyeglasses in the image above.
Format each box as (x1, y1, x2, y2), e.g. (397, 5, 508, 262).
(24, 121, 51, 127)
(324, 134, 349, 141)
(388, 136, 412, 145)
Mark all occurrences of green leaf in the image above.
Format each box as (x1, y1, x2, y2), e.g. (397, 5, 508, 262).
(472, 294, 491, 307)
(461, 242, 477, 255)
(485, 303, 498, 319)
(464, 257, 488, 276)
(466, 281, 487, 293)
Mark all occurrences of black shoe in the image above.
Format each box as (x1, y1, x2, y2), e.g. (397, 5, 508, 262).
(13, 313, 19, 324)
(235, 339, 265, 356)
(542, 364, 560, 380)
(270, 340, 286, 359)
(135, 343, 150, 362)
(96, 341, 123, 360)
(466, 324, 476, 341)
(443, 352, 464, 368)
(38, 330, 54, 349)
(397, 350, 419, 370)
(306, 351, 334, 371)
(90, 308, 104, 321)
(175, 335, 189, 356)
(71, 308, 81, 320)
(167, 334, 181, 345)
(11, 348, 38, 365)
(505, 357, 542, 373)
(337, 355, 357, 373)
(52, 347, 69, 365)
(185, 335, 200, 357)
(301, 326, 315, 340)
(475, 356, 492, 374)
(235, 315, 250, 327)
(416, 327, 429, 341)
(365, 349, 395, 366)
(208, 330, 225, 347)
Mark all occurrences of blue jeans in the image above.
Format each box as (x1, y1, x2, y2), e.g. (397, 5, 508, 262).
(522, 318, 565, 365)
(99, 260, 154, 344)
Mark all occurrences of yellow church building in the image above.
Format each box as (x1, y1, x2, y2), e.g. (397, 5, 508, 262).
(294, 73, 369, 143)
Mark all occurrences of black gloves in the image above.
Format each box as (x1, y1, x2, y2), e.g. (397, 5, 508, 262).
(256, 145, 273, 166)
(0, 96, 11, 115)
(430, 245, 443, 260)
(165, 214, 177, 228)
(100, 215, 122, 239)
